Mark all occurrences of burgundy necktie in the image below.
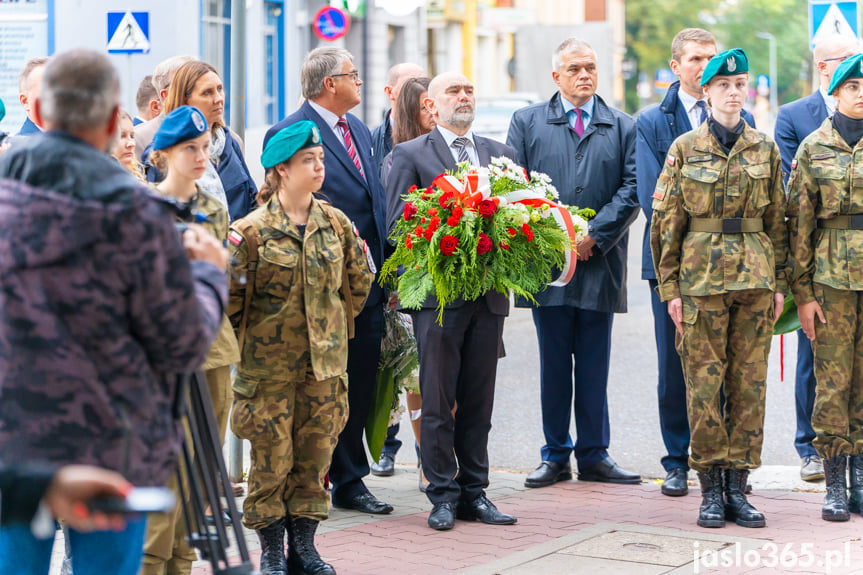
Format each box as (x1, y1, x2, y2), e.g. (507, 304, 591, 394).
(337, 117, 364, 178)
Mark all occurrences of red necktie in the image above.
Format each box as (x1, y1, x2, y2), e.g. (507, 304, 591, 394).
(337, 117, 364, 178)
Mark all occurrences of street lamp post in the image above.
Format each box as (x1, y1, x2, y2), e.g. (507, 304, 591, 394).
(756, 31, 777, 126)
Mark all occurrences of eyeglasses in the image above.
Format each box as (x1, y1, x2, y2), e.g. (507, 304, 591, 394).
(823, 55, 851, 63)
(331, 71, 361, 82)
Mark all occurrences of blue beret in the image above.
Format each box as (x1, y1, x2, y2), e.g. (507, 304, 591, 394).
(828, 53, 863, 95)
(701, 48, 749, 86)
(152, 106, 209, 151)
(261, 120, 322, 169)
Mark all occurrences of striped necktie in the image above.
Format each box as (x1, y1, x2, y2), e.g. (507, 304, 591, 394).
(452, 137, 472, 165)
(695, 100, 708, 125)
(337, 117, 364, 178)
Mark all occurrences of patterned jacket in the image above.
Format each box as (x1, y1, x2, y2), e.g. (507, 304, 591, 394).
(228, 196, 373, 396)
(787, 118, 863, 303)
(0, 131, 227, 486)
(650, 121, 788, 301)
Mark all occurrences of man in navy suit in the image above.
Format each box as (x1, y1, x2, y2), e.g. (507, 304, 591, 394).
(774, 33, 859, 483)
(16, 57, 48, 136)
(264, 47, 392, 515)
(387, 72, 518, 531)
(636, 28, 755, 498)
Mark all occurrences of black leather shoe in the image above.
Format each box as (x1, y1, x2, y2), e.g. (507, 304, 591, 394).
(456, 495, 517, 525)
(578, 457, 641, 484)
(661, 468, 689, 497)
(370, 453, 395, 477)
(333, 491, 393, 514)
(525, 460, 572, 488)
(428, 502, 456, 530)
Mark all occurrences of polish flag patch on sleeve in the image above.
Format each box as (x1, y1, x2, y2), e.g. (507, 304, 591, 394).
(228, 231, 244, 246)
(666, 154, 676, 166)
(791, 159, 797, 170)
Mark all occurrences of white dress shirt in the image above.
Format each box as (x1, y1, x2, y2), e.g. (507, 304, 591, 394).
(677, 88, 709, 130)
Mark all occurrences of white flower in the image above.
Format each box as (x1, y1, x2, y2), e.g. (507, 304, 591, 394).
(522, 212, 531, 224)
(388, 404, 406, 427)
(530, 171, 552, 185)
(571, 213, 589, 243)
(544, 183, 560, 200)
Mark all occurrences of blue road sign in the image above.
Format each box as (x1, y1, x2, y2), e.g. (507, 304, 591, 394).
(313, 6, 350, 42)
(107, 11, 150, 54)
(809, 1, 859, 50)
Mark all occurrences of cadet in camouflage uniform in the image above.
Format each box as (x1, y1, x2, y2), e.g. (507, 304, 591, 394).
(229, 121, 373, 575)
(787, 53, 863, 522)
(139, 106, 242, 575)
(651, 49, 788, 530)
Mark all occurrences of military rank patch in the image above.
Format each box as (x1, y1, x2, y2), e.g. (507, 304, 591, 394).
(666, 154, 675, 166)
(228, 231, 244, 246)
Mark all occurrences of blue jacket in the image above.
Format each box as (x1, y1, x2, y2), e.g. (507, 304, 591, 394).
(370, 109, 392, 180)
(774, 90, 827, 186)
(265, 101, 387, 308)
(635, 81, 756, 280)
(17, 117, 40, 136)
(507, 92, 639, 313)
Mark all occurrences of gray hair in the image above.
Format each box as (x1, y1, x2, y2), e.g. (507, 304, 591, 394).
(151, 54, 195, 95)
(552, 38, 595, 71)
(18, 56, 49, 94)
(301, 47, 353, 100)
(39, 49, 120, 132)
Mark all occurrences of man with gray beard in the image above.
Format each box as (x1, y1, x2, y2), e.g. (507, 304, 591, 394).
(386, 71, 518, 531)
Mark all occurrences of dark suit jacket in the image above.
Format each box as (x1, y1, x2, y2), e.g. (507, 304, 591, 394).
(386, 127, 516, 315)
(264, 101, 387, 308)
(774, 91, 828, 186)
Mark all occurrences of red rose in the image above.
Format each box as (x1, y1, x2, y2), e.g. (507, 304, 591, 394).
(446, 216, 460, 227)
(403, 202, 418, 221)
(478, 200, 497, 218)
(476, 233, 493, 255)
(507, 227, 517, 237)
(424, 226, 435, 241)
(452, 206, 463, 218)
(406, 233, 413, 250)
(439, 191, 456, 208)
(440, 235, 459, 256)
(427, 208, 439, 216)
(429, 216, 441, 231)
(499, 242, 509, 250)
(522, 223, 534, 242)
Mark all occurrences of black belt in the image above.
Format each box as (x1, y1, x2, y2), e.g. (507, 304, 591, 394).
(688, 217, 763, 233)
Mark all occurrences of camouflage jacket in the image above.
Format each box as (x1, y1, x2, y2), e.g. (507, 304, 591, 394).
(158, 184, 240, 370)
(0, 131, 227, 486)
(787, 118, 863, 303)
(228, 195, 373, 396)
(650, 121, 788, 301)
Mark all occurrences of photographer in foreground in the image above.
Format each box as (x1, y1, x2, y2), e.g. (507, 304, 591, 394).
(0, 49, 228, 575)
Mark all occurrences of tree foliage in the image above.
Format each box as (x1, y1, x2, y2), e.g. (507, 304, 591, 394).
(625, 0, 812, 113)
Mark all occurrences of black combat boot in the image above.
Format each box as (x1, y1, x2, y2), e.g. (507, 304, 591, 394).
(286, 516, 336, 575)
(848, 455, 863, 514)
(256, 520, 288, 575)
(823, 455, 850, 521)
(724, 469, 765, 528)
(696, 467, 725, 528)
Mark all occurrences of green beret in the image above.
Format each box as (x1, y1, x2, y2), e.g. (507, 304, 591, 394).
(701, 48, 749, 86)
(261, 120, 322, 169)
(828, 53, 863, 95)
(0, 97, 6, 123)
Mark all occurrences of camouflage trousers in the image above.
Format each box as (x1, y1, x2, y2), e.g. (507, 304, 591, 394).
(676, 290, 774, 472)
(811, 283, 863, 459)
(231, 371, 348, 530)
(140, 365, 233, 575)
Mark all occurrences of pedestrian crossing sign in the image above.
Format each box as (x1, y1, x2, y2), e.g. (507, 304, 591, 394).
(809, 1, 859, 50)
(107, 11, 150, 54)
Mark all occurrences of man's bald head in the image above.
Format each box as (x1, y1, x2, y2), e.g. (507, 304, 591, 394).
(425, 72, 475, 135)
(384, 62, 426, 110)
(814, 35, 861, 90)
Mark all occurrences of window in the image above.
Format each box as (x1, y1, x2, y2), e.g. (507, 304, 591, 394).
(201, 0, 231, 117)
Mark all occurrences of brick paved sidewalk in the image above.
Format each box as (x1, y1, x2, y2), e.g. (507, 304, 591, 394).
(182, 466, 863, 575)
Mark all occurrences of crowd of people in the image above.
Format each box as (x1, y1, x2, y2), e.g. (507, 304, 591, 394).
(2, 26, 863, 575)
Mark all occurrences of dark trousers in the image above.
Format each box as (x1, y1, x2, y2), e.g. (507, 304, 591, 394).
(649, 279, 690, 471)
(330, 305, 384, 504)
(532, 305, 612, 470)
(381, 424, 402, 456)
(795, 328, 818, 458)
(413, 299, 504, 505)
